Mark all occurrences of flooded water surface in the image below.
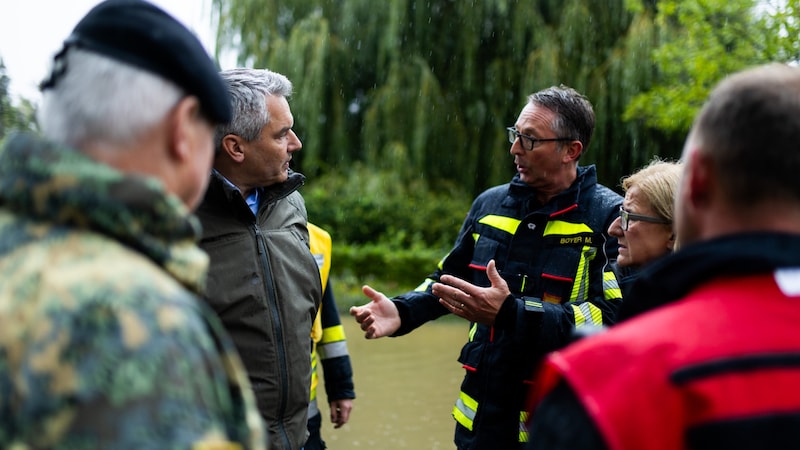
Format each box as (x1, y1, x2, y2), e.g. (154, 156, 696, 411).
(320, 316, 467, 449)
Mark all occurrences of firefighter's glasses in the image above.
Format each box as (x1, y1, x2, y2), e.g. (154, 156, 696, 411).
(506, 127, 574, 151)
(618, 206, 671, 231)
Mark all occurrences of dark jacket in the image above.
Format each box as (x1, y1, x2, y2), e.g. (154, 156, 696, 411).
(0, 133, 264, 449)
(610, 261, 638, 302)
(393, 165, 622, 449)
(528, 233, 800, 450)
(197, 170, 322, 450)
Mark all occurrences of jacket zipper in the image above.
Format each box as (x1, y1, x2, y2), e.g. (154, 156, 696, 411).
(253, 224, 292, 449)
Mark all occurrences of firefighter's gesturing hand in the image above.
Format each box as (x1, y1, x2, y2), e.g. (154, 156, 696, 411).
(433, 259, 510, 325)
(350, 285, 401, 339)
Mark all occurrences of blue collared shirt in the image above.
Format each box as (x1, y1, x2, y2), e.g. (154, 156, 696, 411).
(214, 170, 260, 216)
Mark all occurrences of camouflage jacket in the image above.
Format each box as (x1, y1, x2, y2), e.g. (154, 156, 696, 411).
(0, 133, 266, 450)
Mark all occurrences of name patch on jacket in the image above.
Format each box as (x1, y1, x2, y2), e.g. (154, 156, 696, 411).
(558, 235, 593, 245)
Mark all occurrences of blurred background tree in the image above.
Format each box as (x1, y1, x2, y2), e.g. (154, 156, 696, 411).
(6, 2, 795, 303)
(625, 0, 800, 133)
(1, 58, 37, 141)
(208, 0, 800, 302)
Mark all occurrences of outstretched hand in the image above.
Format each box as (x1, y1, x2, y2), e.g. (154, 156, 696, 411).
(432, 259, 511, 325)
(349, 285, 401, 339)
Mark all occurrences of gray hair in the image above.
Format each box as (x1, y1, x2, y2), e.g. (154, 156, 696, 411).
(529, 85, 595, 154)
(38, 48, 183, 149)
(215, 68, 293, 148)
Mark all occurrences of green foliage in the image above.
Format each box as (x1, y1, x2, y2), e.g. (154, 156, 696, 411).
(304, 164, 470, 302)
(211, 0, 797, 287)
(304, 163, 472, 250)
(624, 0, 800, 136)
(332, 241, 442, 291)
(1, 59, 38, 140)
(212, 0, 674, 196)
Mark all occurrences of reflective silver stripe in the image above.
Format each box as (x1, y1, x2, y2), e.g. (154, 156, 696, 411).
(454, 397, 476, 422)
(453, 392, 478, 430)
(319, 340, 349, 359)
(308, 396, 319, 417)
(573, 302, 603, 327)
(519, 410, 529, 442)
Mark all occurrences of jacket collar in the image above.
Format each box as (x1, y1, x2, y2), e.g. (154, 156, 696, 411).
(618, 232, 800, 321)
(506, 165, 597, 215)
(208, 169, 305, 213)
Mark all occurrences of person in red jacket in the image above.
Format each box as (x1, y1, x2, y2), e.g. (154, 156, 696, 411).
(526, 63, 800, 450)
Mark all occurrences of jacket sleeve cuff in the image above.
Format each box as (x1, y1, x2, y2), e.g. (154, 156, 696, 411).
(493, 294, 518, 329)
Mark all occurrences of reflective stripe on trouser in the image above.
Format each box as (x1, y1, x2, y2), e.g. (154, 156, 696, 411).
(453, 391, 530, 443)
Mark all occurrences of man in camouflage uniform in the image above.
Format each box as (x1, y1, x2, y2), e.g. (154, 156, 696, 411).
(0, 0, 265, 448)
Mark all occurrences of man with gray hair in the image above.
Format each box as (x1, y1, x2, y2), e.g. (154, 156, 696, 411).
(0, 0, 264, 448)
(197, 68, 322, 450)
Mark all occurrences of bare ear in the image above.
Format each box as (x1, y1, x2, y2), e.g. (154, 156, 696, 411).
(221, 134, 246, 163)
(686, 150, 712, 210)
(169, 96, 202, 163)
(562, 140, 583, 163)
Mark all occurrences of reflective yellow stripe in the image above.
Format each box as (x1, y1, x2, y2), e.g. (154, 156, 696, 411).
(310, 348, 319, 400)
(472, 232, 480, 245)
(415, 278, 434, 292)
(453, 391, 478, 431)
(415, 255, 447, 292)
(604, 270, 622, 300)
(468, 322, 478, 342)
(569, 245, 597, 301)
(572, 302, 603, 327)
(542, 220, 593, 236)
(478, 215, 521, 234)
(519, 410, 530, 443)
(320, 324, 346, 344)
(524, 298, 542, 309)
(573, 303, 586, 326)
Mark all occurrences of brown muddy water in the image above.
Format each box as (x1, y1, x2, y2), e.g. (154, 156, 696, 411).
(319, 315, 467, 449)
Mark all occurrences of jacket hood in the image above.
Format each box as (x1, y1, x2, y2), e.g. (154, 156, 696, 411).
(0, 132, 208, 293)
(618, 232, 800, 321)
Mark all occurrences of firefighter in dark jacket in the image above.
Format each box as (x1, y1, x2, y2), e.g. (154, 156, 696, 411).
(527, 63, 800, 450)
(351, 85, 622, 450)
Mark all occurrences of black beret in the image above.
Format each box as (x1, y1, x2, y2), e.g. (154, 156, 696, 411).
(42, 0, 231, 123)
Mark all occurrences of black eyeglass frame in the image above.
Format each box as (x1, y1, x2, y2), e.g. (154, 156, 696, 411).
(506, 127, 574, 151)
(618, 206, 671, 231)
